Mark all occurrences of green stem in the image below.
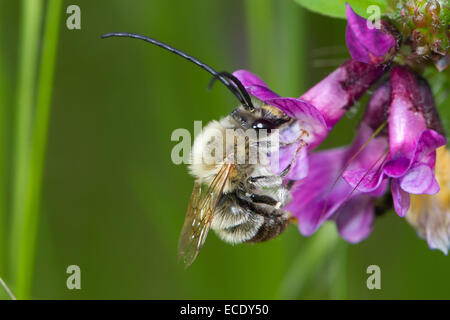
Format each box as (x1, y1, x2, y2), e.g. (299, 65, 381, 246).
(10, 0, 44, 286)
(0, 12, 9, 278)
(245, 0, 307, 95)
(12, 0, 62, 299)
(277, 223, 339, 299)
(276, 0, 307, 96)
(244, 0, 277, 82)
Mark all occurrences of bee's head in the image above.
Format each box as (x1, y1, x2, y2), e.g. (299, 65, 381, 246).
(231, 102, 291, 131)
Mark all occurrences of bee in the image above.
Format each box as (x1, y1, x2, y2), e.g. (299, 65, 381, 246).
(102, 33, 301, 267)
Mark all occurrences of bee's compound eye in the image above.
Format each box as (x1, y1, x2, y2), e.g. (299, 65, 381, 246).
(251, 119, 276, 130)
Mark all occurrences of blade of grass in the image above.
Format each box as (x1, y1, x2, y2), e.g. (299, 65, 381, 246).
(14, 0, 63, 299)
(276, 0, 307, 96)
(0, 13, 10, 278)
(245, 0, 307, 95)
(10, 0, 44, 289)
(244, 0, 277, 82)
(277, 223, 339, 299)
(0, 277, 16, 300)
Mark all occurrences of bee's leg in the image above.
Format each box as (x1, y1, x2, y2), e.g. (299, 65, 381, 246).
(279, 129, 309, 147)
(280, 140, 308, 178)
(247, 175, 282, 189)
(248, 193, 278, 206)
(236, 186, 279, 207)
(254, 189, 290, 208)
(239, 195, 290, 219)
(237, 187, 290, 213)
(242, 176, 290, 207)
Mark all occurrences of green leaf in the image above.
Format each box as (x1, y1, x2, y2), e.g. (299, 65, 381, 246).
(294, 0, 388, 19)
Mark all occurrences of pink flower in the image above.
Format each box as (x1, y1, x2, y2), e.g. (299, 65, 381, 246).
(343, 66, 446, 217)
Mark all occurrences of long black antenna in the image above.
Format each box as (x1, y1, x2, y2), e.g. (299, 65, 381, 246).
(101, 32, 254, 110)
(209, 72, 255, 112)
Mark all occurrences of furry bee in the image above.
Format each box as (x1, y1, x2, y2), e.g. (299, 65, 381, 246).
(182, 99, 297, 265)
(102, 33, 300, 267)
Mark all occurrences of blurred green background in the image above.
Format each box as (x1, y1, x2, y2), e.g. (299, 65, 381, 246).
(0, 0, 449, 299)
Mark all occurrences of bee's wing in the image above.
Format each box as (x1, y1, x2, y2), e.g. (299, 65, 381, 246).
(178, 163, 234, 268)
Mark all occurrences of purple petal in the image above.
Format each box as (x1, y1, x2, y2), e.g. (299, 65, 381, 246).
(301, 59, 386, 129)
(399, 163, 440, 195)
(265, 97, 328, 149)
(338, 84, 390, 194)
(414, 129, 446, 163)
(361, 81, 390, 131)
(383, 156, 412, 178)
(343, 168, 385, 193)
(347, 123, 388, 169)
(341, 82, 390, 179)
(418, 77, 446, 137)
(368, 178, 389, 197)
(384, 129, 446, 178)
(345, 3, 396, 64)
(271, 141, 308, 180)
(232, 69, 270, 88)
(287, 147, 309, 180)
(335, 195, 375, 243)
(384, 67, 427, 177)
(286, 147, 352, 236)
(391, 179, 410, 217)
(245, 85, 280, 101)
(345, 22, 370, 63)
(232, 70, 279, 100)
(274, 142, 299, 173)
(279, 121, 303, 142)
